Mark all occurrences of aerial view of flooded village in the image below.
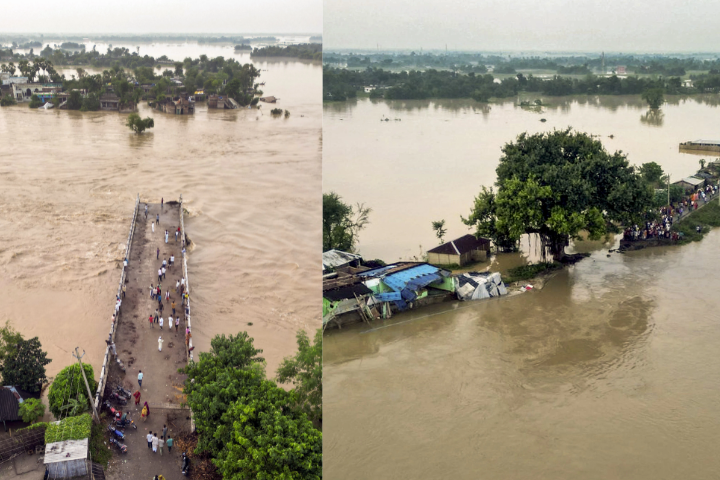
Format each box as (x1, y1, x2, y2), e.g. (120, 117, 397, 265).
(322, 1, 720, 479)
(0, 1, 322, 478)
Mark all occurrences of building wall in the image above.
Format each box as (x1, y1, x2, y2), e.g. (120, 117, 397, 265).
(427, 252, 460, 266)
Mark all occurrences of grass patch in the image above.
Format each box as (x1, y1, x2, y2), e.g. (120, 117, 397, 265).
(672, 202, 720, 244)
(89, 415, 113, 467)
(504, 262, 563, 284)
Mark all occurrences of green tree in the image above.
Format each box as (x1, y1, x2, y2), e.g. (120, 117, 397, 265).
(639, 162, 666, 188)
(18, 398, 45, 423)
(182, 331, 320, 480)
(81, 93, 100, 111)
(1, 337, 51, 392)
(431, 220, 447, 244)
(28, 94, 42, 109)
(126, 113, 155, 134)
(48, 363, 97, 419)
(276, 329, 322, 424)
(641, 88, 664, 109)
(67, 90, 83, 110)
(0, 322, 24, 372)
(463, 129, 652, 260)
(323, 192, 371, 252)
(0, 95, 17, 106)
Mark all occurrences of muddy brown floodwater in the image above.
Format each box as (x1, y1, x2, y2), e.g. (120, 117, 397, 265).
(323, 95, 720, 479)
(0, 43, 321, 384)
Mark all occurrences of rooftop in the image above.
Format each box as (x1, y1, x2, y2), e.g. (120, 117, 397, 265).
(44, 438, 88, 464)
(322, 249, 362, 271)
(427, 234, 490, 256)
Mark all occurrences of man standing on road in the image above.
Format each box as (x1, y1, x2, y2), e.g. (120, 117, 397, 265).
(158, 336, 163, 352)
(158, 436, 164, 456)
(175, 316, 180, 333)
(147, 431, 153, 449)
(156, 247, 159, 259)
(154, 308, 159, 323)
(138, 370, 143, 387)
(152, 433, 158, 453)
(171, 301, 176, 317)
(122, 283, 126, 299)
(165, 230, 169, 244)
(166, 436, 173, 454)
(162, 424, 168, 440)
(158, 268, 162, 283)
(145, 204, 148, 218)
(134, 390, 141, 406)
(159, 316, 163, 330)
(149, 315, 154, 328)
(162, 266, 166, 280)
(156, 213, 159, 225)
(175, 280, 180, 293)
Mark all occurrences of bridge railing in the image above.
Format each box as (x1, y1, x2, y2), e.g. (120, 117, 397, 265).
(94, 194, 139, 412)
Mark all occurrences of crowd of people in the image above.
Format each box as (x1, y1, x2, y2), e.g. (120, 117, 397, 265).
(623, 183, 718, 242)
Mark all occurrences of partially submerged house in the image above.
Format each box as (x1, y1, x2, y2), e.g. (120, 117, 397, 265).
(259, 96, 277, 103)
(100, 93, 120, 110)
(156, 96, 195, 114)
(426, 234, 491, 267)
(207, 94, 239, 109)
(358, 262, 454, 311)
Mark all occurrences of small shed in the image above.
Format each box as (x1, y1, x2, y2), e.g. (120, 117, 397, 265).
(322, 249, 363, 273)
(259, 96, 277, 103)
(44, 438, 89, 478)
(673, 176, 705, 193)
(0, 387, 22, 430)
(427, 234, 491, 267)
(99, 93, 120, 111)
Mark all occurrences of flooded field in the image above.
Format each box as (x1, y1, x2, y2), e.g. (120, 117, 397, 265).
(0, 43, 322, 378)
(323, 95, 720, 479)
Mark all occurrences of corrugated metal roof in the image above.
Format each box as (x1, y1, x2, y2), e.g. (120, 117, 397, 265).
(681, 177, 705, 186)
(44, 438, 88, 464)
(427, 234, 490, 255)
(322, 250, 362, 270)
(693, 140, 720, 145)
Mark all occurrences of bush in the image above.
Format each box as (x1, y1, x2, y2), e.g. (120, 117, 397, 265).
(504, 262, 563, 283)
(29, 94, 42, 109)
(126, 113, 155, 133)
(1, 336, 51, 392)
(270, 108, 283, 115)
(48, 363, 97, 419)
(45, 414, 92, 443)
(0, 95, 17, 106)
(82, 93, 100, 111)
(19, 398, 45, 423)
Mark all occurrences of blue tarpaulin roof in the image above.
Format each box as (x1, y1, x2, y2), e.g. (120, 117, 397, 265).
(360, 263, 447, 310)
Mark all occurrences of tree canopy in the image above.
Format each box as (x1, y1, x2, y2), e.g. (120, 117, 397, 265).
(323, 192, 371, 252)
(0, 322, 51, 393)
(276, 329, 322, 424)
(48, 363, 97, 419)
(463, 129, 653, 259)
(641, 88, 665, 109)
(182, 332, 321, 479)
(126, 113, 155, 134)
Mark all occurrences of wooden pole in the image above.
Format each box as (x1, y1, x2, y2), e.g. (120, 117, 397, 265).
(73, 348, 100, 423)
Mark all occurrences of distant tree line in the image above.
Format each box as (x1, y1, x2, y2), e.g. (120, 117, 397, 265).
(323, 66, 720, 102)
(251, 43, 322, 61)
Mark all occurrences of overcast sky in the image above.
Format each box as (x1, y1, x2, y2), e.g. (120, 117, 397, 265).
(1, 0, 321, 34)
(325, 0, 720, 53)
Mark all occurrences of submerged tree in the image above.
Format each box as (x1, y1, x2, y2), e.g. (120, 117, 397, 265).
(463, 129, 653, 260)
(432, 219, 447, 244)
(641, 88, 665, 109)
(323, 192, 371, 252)
(126, 113, 155, 134)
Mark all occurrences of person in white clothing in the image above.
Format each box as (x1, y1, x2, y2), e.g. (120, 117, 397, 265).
(161, 266, 166, 279)
(158, 336, 163, 352)
(159, 317, 164, 330)
(152, 222, 155, 233)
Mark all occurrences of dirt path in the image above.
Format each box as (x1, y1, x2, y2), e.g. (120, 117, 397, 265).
(104, 202, 192, 480)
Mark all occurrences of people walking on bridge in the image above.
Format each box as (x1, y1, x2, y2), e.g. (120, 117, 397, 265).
(157, 247, 159, 259)
(171, 301, 176, 316)
(162, 258, 167, 269)
(158, 268, 162, 283)
(166, 436, 173, 454)
(170, 254, 174, 266)
(162, 266, 166, 280)
(149, 315, 154, 328)
(138, 370, 143, 387)
(159, 301, 164, 315)
(145, 204, 148, 218)
(175, 229, 179, 242)
(133, 390, 141, 405)
(175, 316, 180, 333)
(158, 336, 164, 352)
(165, 230, 169, 244)
(156, 213, 159, 225)
(152, 433, 158, 452)
(161, 197, 164, 209)
(154, 308, 159, 323)
(158, 436, 164, 456)
(159, 316, 163, 330)
(122, 283, 126, 299)
(147, 431, 152, 447)
(150, 283, 155, 299)
(175, 280, 180, 293)
(152, 221, 155, 233)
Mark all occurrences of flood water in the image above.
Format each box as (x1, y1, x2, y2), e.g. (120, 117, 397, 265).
(324, 94, 720, 261)
(0, 43, 321, 379)
(323, 95, 720, 479)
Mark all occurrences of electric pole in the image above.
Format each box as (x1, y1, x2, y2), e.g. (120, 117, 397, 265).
(73, 348, 100, 423)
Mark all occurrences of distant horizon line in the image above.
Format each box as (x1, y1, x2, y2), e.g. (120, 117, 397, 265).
(0, 32, 321, 36)
(324, 48, 720, 56)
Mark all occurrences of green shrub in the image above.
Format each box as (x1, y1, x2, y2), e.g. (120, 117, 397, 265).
(270, 108, 283, 115)
(19, 398, 45, 423)
(45, 413, 92, 443)
(29, 94, 42, 109)
(48, 363, 97, 419)
(0, 95, 17, 106)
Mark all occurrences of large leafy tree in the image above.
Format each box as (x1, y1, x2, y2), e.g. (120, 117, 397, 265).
(1, 337, 51, 392)
(463, 129, 653, 260)
(182, 332, 321, 479)
(276, 329, 322, 424)
(323, 192, 371, 252)
(48, 363, 97, 419)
